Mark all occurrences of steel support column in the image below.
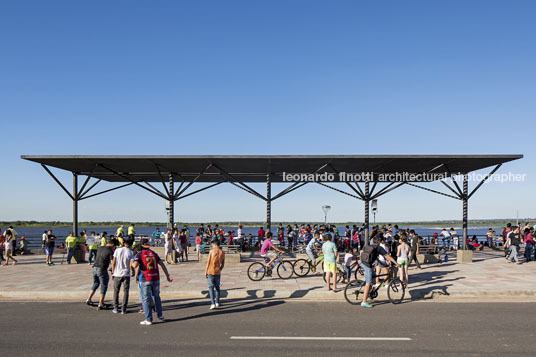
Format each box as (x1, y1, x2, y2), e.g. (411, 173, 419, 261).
(73, 173, 78, 236)
(364, 180, 370, 247)
(168, 174, 174, 229)
(462, 174, 468, 250)
(266, 174, 272, 232)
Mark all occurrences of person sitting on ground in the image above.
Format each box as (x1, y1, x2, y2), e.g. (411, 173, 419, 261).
(259, 232, 285, 272)
(469, 235, 482, 250)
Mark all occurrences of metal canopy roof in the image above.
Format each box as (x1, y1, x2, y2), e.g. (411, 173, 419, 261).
(21, 155, 523, 183)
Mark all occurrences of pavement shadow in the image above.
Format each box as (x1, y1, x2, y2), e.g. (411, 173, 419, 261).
(163, 297, 286, 324)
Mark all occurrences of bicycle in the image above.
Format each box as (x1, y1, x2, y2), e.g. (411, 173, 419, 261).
(293, 253, 325, 277)
(247, 252, 294, 281)
(344, 265, 405, 305)
(322, 259, 364, 284)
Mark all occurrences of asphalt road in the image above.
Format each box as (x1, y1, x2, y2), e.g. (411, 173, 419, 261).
(0, 299, 533, 356)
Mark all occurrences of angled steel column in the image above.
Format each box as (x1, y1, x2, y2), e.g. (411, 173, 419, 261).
(73, 173, 78, 236)
(462, 174, 468, 250)
(168, 174, 174, 229)
(364, 180, 370, 247)
(266, 174, 272, 232)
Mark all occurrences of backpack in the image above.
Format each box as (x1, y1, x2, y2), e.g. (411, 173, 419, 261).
(360, 244, 377, 265)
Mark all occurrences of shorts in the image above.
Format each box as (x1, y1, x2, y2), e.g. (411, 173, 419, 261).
(397, 258, 408, 267)
(181, 243, 187, 251)
(360, 262, 374, 284)
(324, 262, 337, 274)
(261, 252, 276, 263)
(305, 248, 317, 262)
(4, 242, 12, 251)
(196, 244, 201, 252)
(45, 246, 55, 256)
(376, 261, 388, 269)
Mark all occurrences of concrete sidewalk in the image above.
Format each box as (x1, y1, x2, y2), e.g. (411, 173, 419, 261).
(0, 249, 535, 302)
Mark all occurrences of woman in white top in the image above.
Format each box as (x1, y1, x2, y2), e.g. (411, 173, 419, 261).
(397, 235, 410, 285)
(164, 228, 173, 264)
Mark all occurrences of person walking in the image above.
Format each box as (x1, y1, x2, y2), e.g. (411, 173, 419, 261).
(0, 229, 5, 264)
(111, 239, 134, 314)
(45, 230, 57, 265)
(205, 238, 225, 310)
(164, 228, 173, 264)
(408, 230, 422, 269)
(506, 227, 522, 264)
(133, 238, 173, 326)
(65, 232, 78, 264)
(3, 230, 18, 265)
(179, 229, 188, 262)
(86, 238, 116, 310)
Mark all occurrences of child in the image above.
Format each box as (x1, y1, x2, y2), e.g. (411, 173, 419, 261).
(343, 247, 355, 282)
(195, 234, 202, 261)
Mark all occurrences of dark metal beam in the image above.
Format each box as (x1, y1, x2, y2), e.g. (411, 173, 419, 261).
(80, 182, 135, 200)
(79, 179, 102, 199)
(440, 179, 462, 199)
(468, 164, 502, 199)
(462, 174, 468, 250)
(41, 164, 75, 201)
(272, 182, 308, 201)
(97, 164, 168, 200)
(77, 164, 97, 198)
(406, 182, 460, 200)
(176, 181, 224, 201)
(73, 173, 78, 236)
(174, 164, 213, 200)
(316, 182, 361, 200)
(266, 174, 272, 232)
(210, 162, 267, 201)
(370, 181, 406, 200)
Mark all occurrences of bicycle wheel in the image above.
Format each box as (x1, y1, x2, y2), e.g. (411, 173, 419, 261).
(277, 261, 294, 279)
(344, 279, 366, 305)
(247, 262, 266, 281)
(387, 278, 405, 304)
(293, 259, 310, 277)
(323, 268, 344, 284)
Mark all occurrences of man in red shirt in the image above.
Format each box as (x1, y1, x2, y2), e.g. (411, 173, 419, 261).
(258, 227, 265, 242)
(133, 238, 173, 325)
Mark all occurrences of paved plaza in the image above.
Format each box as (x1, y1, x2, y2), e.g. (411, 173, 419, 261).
(1, 249, 534, 302)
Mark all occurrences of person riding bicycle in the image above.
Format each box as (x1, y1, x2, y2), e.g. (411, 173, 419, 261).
(260, 232, 285, 273)
(359, 235, 399, 308)
(305, 231, 323, 273)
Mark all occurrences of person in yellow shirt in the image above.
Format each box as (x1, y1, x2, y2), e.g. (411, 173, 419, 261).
(100, 232, 108, 247)
(127, 224, 135, 240)
(65, 233, 78, 264)
(116, 225, 124, 237)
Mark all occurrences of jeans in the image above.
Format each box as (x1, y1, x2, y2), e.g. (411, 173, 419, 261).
(207, 274, 221, 305)
(67, 248, 75, 263)
(88, 249, 97, 264)
(408, 250, 421, 269)
(524, 243, 532, 262)
(140, 280, 163, 322)
(113, 276, 130, 311)
(508, 245, 519, 263)
(90, 267, 110, 295)
(344, 265, 352, 280)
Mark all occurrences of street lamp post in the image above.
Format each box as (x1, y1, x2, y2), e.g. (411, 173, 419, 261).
(322, 205, 331, 224)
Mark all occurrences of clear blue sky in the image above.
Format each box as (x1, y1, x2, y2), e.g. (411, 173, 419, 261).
(1, 0, 534, 223)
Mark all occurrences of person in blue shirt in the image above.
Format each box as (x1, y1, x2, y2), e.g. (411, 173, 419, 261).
(151, 228, 161, 247)
(322, 233, 339, 292)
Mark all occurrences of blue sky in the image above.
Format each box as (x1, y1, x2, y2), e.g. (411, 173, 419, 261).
(0, 0, 534, 223)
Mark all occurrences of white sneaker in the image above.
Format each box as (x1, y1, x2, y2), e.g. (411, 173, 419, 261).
(215, 303, 220, 308)
(140, 320, 152, 326)
(210, 304, 216, 310)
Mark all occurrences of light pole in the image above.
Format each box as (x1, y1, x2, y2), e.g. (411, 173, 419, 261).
(371, 199, 377, 224)
(322, 205, 331, 224)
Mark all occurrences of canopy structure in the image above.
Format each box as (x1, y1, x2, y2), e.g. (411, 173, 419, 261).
(22, 154, 522, 253)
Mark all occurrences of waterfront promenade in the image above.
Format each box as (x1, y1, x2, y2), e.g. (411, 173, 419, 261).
(1, 249, 534, 302)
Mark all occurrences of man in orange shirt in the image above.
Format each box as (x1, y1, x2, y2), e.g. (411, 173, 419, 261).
(205, 238, 225, 310)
